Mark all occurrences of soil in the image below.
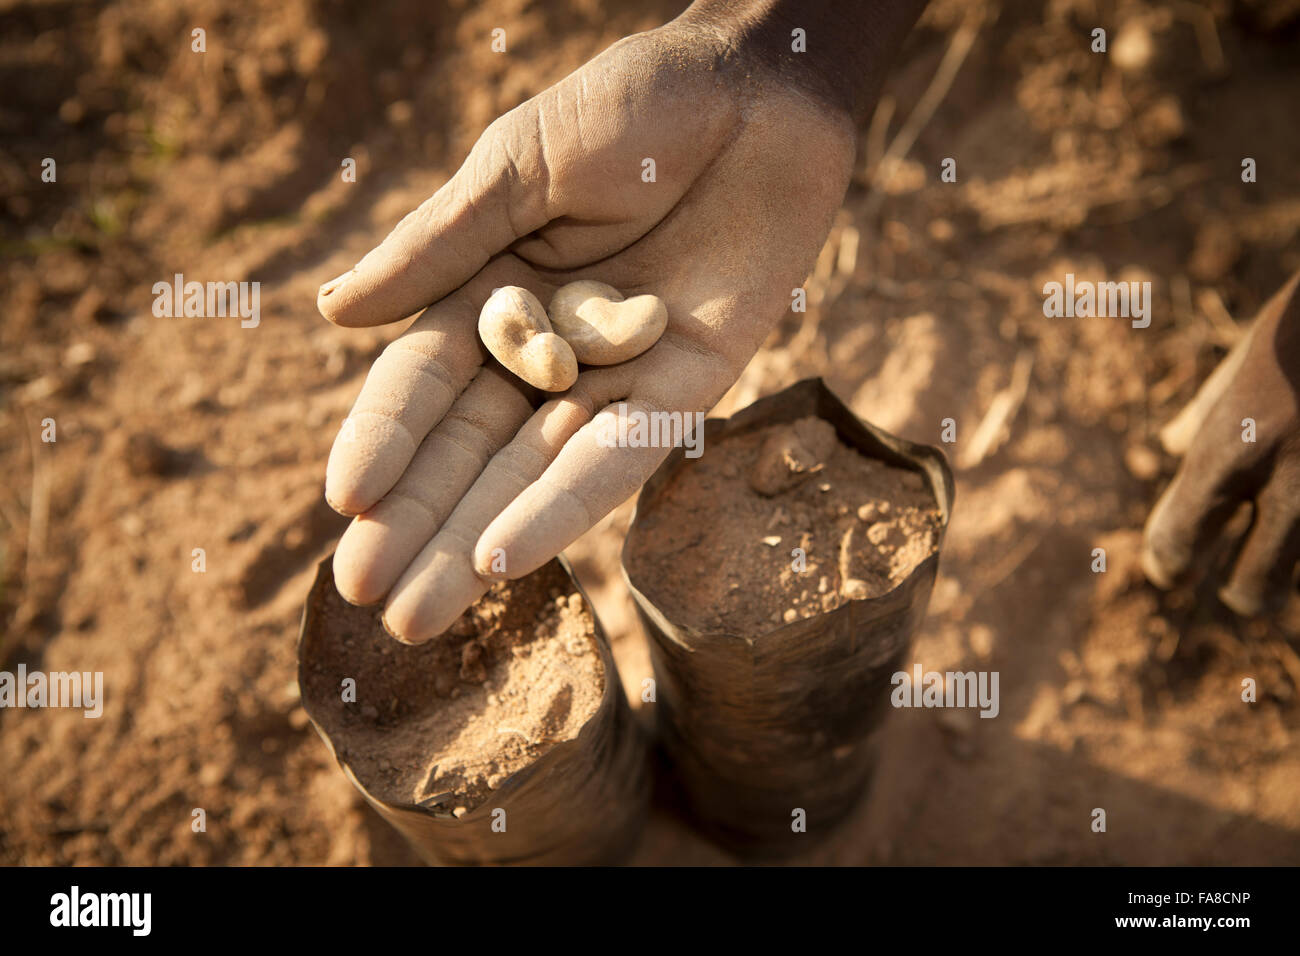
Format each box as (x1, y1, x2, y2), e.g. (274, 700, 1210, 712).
(2, 0, 1299, 865)
(625, 416, 942, 634)
(301, 562, 603, 812)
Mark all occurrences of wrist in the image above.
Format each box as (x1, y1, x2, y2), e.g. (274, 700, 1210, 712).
(675, 0, 925, 121)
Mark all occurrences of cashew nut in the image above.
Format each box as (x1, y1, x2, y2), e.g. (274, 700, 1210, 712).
(478, 286, 578, 392)
(548, 280, 668, 365)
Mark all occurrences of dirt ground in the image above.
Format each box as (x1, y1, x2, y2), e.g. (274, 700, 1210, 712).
(2, 0, 1299, 865)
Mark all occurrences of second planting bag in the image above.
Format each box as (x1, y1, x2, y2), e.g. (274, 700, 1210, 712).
(622, 378, 954, 857)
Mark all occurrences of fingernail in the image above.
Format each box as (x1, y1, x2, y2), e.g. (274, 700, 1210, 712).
(474, 554, 506, 580)
(319, 270, 353, 297)
(380, 612, 420, 645)
(323, 491, 358, 518)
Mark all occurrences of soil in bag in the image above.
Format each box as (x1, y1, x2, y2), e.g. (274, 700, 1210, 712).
(628, 415, 942, 630)
(299, 557, 647, 865)
(623, 379, 952, 858)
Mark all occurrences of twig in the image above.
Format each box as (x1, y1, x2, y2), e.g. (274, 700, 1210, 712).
(836, 225, 860, 277)
(958, 349, 1034, 469)
(864, 94, 896, 172)
(1173, 1, 1227, 75)
(1196, 286, 1243, 347)
(973, 526, 1049, 597)
(1267, 630, 1300, 693)
(10, 410, 51, 634)
(862, 8, 983, 222)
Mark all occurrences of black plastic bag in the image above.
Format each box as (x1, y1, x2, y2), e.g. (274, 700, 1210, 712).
(298, 556, 649, 865)
(622, 378, 954, 858)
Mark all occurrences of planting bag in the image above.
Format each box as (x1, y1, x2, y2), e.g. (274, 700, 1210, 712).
(622, 377, 954, 857)
(298, 555, 649, 866)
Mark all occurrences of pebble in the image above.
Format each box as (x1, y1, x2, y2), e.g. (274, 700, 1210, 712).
(1124, 444, 1160, 482)
(858, 500, 890, 522)
(928, 218, 955, 242)
(841, 578, 870, 600)
(66, 342, 96, 365)
(1063, 679, 1087, 706)
(1112, 22, 1153, 73)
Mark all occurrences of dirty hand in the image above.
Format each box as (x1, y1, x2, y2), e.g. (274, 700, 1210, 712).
(316, 2, 922, 643)
(1143, 271, 1300, 615)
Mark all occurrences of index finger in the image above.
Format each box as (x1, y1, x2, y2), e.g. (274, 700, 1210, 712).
(317, 109, 549, 328)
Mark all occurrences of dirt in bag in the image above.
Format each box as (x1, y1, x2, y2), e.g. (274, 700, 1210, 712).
(625, 415, 943, 634)
(301, 562, 604, 812)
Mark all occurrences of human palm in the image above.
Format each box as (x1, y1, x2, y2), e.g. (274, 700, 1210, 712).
(318, 24, 856, 643)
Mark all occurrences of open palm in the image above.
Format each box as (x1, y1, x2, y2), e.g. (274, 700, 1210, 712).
(319, 23, 855, 643)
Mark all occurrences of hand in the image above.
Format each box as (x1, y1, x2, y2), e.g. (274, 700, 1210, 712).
(317, 17, 859, 642)
(1142, 271, 1300, 615)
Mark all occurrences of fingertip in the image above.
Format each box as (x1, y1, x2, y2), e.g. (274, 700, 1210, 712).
(1140, 537, 1178, 591)
(1140, 480, 1197, 590)
(317, 271, 357, 324)
(1218, 581, 1266, 618)
(385, 550, 491, 645)
(319, 268, 353, 296)
(325, 414, 417, 515)
(323, 489, 359, 518)
(380, 604, 449, 646)
(1218, 501, 1300, 618)
(323, 471, 372, 518)
(333, 517, 399, 607)
(472, 537, 506, 580)
(331, 545, 379, 607)
(380, 587, 430, 644)
(476, 482, 590, 581)
(380, 609, 426, 646)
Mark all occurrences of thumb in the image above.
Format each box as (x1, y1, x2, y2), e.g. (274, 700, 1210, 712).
(318, 106, 550, 327)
